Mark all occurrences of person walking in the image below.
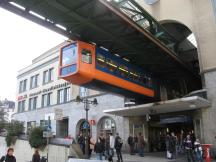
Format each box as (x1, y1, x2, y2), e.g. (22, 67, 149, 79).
(134, 134, 138, 153)
(114, 133, 123, 162)
(0, 148, 16, 162)
(127, 134, 135, 155)
(165, 134, 171, 159)
(77, 132, 85, 154)
(184, 134, 195, 162)
(109, 133, 115, 157)
(89, 136, 95, 158)
(105, 134, 110, 160)
(137, 132, 145, 157)
(94, 138, 105, 160)
(32, 149, 40, 162)
(194, 139, 203, 162)
(170, 132, 177, 159)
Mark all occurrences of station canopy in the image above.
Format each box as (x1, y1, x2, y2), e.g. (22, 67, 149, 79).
(0, 0, 200, 80)
(103, 96, 210, 116)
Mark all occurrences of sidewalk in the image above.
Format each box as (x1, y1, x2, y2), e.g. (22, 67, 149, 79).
(91, 152, 216, 162)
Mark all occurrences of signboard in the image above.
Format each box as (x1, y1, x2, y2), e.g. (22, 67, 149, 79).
(82, 122, 90, 129)
(43, 131, 53, 138)
(54, 108, 63, 120)
(89, 120, 96, 126)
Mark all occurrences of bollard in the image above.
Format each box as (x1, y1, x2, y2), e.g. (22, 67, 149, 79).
(202, 144, 212, 162)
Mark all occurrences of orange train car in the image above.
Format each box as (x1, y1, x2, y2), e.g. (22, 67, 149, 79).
(59, 41, 155, 100)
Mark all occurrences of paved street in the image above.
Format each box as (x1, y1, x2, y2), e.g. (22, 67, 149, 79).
(91, 152, 216, 162)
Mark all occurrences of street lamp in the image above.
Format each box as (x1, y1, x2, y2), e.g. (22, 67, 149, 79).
(75, 95, 98, 159)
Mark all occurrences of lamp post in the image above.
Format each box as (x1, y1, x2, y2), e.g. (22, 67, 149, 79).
(75, 95, 98, 159)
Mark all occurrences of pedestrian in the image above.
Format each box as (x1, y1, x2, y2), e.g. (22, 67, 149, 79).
(137, 132, 145, 157)
(77, 132, 85, 154)
(114, 133, 123, 162)
(109, 133, 115, 157)
(134, 134, 138, 153)
(165, 134, 171, 159)
(0, 148, 16, 162)
(99, 133, 106, 157)
(170, 132, 177, 159)
(194, 139, 203, 162)
(105, 134, 110, 160)
(94, 138, 104, 160)
(32, 149, 40, 162)
(89, 136, 95, 157)
(127, 134, 135, 155)
(184, 134, 195, 162)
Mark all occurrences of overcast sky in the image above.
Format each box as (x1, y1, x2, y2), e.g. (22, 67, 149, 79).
(0, 8, 67, 101)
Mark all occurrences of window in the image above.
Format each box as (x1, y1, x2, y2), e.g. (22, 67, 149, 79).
(29, 97, 37, 110)
(57, 87, 71, 104)
(65, 87, 71, 102)
(18, 100, 25, 113)
(62, 44, 77, 66)
(40, 120, 48, 127)
(19, 79, 27, 93)
(79, 87, 89, 97)
(27, 121, 36, 132)
(43, 68, 54, 84)
(30, 74, 39, 89)
(106, 58, 117, 72)
(81, 49, 92, 64)
(42, 93, 52, 107)
(96, 53, 106, 68)
(119, 64, 129, 78)
(58, 89, 65, 104)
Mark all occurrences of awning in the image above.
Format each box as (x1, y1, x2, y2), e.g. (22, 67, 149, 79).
(103, 96, 210, 116)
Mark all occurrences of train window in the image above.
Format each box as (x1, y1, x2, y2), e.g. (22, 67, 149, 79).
(130, 70, 139, 81)
(96, 54, 106, 68)
(119, 64, 129, 78)
(82, 49, 92, 64)
(62, 44, 77, 66)
(106, 58, 117, 72)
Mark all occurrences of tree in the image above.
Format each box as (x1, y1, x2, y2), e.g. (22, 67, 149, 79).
(28, 127, 47, 150)
(4, 121, 24, 146)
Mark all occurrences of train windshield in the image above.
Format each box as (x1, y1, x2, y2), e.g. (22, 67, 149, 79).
(62, 44, 77, 66)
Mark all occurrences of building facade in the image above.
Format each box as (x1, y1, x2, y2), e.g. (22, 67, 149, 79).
(14, 42, 128, 143)
(12, 0, 216, 154)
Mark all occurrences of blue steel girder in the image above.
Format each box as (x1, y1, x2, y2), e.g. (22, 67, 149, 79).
(0, 0, 200, 81)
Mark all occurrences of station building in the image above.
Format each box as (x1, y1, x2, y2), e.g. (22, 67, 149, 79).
(11, 0, 216, 153)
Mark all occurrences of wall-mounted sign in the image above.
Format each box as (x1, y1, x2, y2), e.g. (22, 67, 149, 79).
(144, 0, 160, 5)
(17, 95, 27, 101)
(29, 82, 70, 97)
(89, 119, 96, 125)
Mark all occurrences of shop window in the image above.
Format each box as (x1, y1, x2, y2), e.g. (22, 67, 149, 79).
(96, 53, 106, 68)
(99, 117, 116, 136)
(82, 49, 92, 64)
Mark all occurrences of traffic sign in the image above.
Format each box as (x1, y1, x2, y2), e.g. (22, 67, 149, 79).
(82, 122, 90, 129)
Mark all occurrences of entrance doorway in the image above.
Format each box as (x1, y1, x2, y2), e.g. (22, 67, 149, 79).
(97, 116, 116, 138)
(148, 114, 194, 152)
(56, 118, 69, 138)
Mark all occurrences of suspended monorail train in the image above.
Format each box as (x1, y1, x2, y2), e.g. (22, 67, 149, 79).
(59, 41, 155, 99)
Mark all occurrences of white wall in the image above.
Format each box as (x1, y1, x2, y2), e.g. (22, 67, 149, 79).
(0, 136, 69, 162)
